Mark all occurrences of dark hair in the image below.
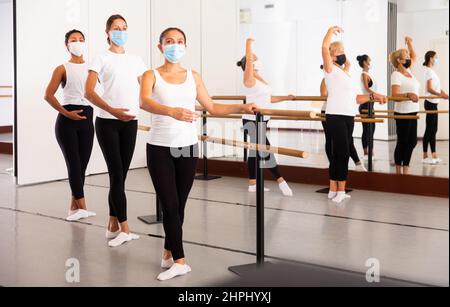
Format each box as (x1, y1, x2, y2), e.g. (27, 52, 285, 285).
(356, 55, 369, 68)
(159, 27, 187, 44)
(320, 65, 324, 70)
(423, 51, 437, 66)
(106, 14, 127, 44)
(65, 29, 85, 45)
(237, 56, 247, 71)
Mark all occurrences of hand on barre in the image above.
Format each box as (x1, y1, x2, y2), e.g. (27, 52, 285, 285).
(241, 103, 260, 115)
(371, 93, 388, 104)
(169, 107, 199, 123)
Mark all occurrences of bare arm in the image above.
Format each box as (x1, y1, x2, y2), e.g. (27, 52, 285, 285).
(194, 71, 257, 116)
(405, 37, 417, 67)
(243, 38, 256, 88)
(322, 26, 343, 74)
(362, 73, 376, 94)
(85, 71, 135, 121)
(391, 84, 419, 102)
(271, 95, 295, 103)
(44, 65, 86, 120)
(320, 79, 328, 97)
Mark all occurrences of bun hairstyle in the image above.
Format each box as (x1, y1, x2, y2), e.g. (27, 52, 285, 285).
(65, 29, 85, 45)
(237, 56, 247, 71)
(356, 54, 369, 68)
(320, 65, 324, 70)
(423, 50, 436, 66)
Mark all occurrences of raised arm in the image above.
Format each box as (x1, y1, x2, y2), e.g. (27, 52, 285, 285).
(405, 37, 417, 67)
(194, 71, 257, 116)
(322, 26, 343, 73)
(44, 65, 86, 121)
(243, 38, 256, 88)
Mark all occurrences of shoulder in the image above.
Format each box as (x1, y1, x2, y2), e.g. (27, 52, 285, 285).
(143, 69, 156, 79)
(191, 70, 203, 83)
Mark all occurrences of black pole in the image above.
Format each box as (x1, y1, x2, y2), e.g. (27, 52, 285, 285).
(138, 194, 163, 225)
(195, 110, 221, 181)
(368, 102, 374, 172)
(256, 112, 265, 266)
(243, 98, 248, 162)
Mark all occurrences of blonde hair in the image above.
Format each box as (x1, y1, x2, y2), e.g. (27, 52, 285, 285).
(389, 49, 408, 69)
(329, 41, 344, 56)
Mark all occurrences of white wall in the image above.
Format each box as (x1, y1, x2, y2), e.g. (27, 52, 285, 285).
(398, 8, 449, 140)
(15, 0, 239, 185)
(0, 0, 14, 127)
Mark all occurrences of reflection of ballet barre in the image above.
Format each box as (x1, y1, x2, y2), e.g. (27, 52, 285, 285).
(361, 110, 449, 115)
(201, 114, 384, 123)
(0, 86, 13, 89)
(137, 125, 308, 159)
(0, 95, 13, 98)
(210, 95, 442, 102)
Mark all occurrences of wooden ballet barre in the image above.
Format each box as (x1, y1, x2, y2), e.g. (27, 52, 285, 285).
(0, 95, 13, 98)
(211, 96, 246, 101)
(362, 110, 448, 115)
(200, 135, 308, 159)
(137, 125, 308, 159)
(200, 114, 383, 123)
(195, 106, 317, 119)
(0, 86, 13, 89)
(357, 114, 420, 120)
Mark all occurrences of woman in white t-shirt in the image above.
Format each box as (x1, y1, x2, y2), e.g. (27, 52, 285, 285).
(422, 51, 449, 164)
(322, 26, 387, 203)
(237, 38, 294, 196)
(44, 29, 96, 222)
(140, 28, 258, 281)
(389, 37, 420, 175)
(85, 15, 147, 248)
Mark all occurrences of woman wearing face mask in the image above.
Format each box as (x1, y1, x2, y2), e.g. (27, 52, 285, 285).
(320, 65, 367, 173)
(237, 38, 294, 196)
(85, 15, 147, 247)
(44, 29, 96, 222)
(357, 54, 380, 160)
(322, 27, 387, 203)
(389, 37, 420, 175)
(140, 28, 258, 281)
(422, 51, 449, 165)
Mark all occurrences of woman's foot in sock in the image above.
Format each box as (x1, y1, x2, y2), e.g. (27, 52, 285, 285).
(328, 191, 337, 200)
(157, 263, 192, 281)
(161, 257, 175, 269)
(332, 192, 351, 203)
(278, 181, 293, 197)
(108, 232, 140, 247)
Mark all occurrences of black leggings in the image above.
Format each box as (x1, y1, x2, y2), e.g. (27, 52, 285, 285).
(96, 118, 138, 223)
(322, 112, 359, 164)
(147, 144, 199, 261)
(359, 103, 376, 151)
(55, 105, 94, 200)
(243, 119, 281, 181)
(394, 114, 417, 167)
(325, 115, 355, 181)
(423, 100, 438, 153)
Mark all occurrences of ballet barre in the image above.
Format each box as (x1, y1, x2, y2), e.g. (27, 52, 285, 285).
(138, 125, 308, 159)
(201, 114, 384, 123)
(0, 86, 13, 89)
(0, 95, 13, 98)
(196, 106, 317, 119)
(210, 95, 443, 103)
(361, 110, 449, 115)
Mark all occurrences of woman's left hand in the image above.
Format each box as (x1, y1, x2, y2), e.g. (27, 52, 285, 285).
(242, 103, 259, 114)
(286, 95, 296, 101)
(374, 93, 388, 104)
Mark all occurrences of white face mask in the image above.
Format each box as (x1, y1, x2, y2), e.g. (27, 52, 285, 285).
(253, 60, 262, 71)
(68, 42, 86, 57)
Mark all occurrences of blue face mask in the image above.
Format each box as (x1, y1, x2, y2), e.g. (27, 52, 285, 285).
(163, 44, 186, 64)
(434, 58, 440, 66)
(110, 31, 128, 47)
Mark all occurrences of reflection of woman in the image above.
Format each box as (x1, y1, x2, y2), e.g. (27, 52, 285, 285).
(44, 29, 95, 222)
(320, 66, 367, 179)
(85, 15, 147, 247)
(422, 51, 449, 165)
(357, 54, 379, 160)
(237, 38, 294, 196)
(140, 28, 258, 281)
(389, 37, 420, 175)
(321, 26, 387, 203)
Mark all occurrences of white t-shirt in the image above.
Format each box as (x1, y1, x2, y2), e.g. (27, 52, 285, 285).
(89, 50, 147, 120)
(391, 70, 420, 113)
(324, 66, 358, 117)
(424, 67, 441, 104)
(62, 62, 90, 106)
(243, 79, 272, 121)
(147, 69, 198, 148)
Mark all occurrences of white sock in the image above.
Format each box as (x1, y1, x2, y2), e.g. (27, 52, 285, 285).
(355, 163, 367, 172)
(157, 263, 192, 281)
(106, 228, 121, 239)
(68, 209, 96, 218)
(248, 185, 270, 193)
(108, 232, 140, 247)
(278, 181, 293, 197)
(66, 209, 89, 221)
(332, 192, 351, 203)
(328, 191, 337, 200)
(161, 257, 175, 269)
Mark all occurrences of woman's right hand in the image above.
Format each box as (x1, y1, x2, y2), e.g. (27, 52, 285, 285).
(63, 110, 87, 121)
(407, 93, 419, 103)
(110, 108, 136, 122)
(440, 91, 449, 100)
(327, 26, 344, 36)
(169, 107, 197, 123)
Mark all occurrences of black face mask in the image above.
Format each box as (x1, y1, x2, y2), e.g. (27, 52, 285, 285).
(335, 54, 347, 66)
(403, 59, 412, 69)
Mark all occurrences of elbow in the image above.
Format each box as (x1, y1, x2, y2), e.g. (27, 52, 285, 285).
(84, 90, 93, 101)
